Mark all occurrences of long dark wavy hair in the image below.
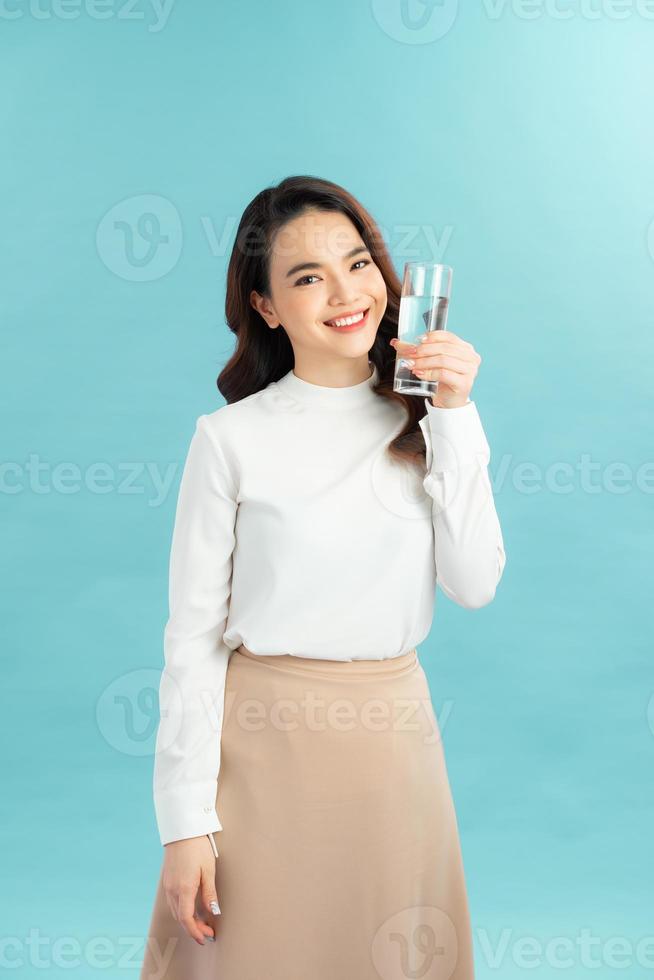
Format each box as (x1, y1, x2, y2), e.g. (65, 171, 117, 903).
(217, 174, 428, 466)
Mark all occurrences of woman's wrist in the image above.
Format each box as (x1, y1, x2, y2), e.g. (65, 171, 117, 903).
(430, 396, 470, 409)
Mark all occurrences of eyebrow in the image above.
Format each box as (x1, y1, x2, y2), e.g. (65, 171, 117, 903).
(284, 245, 371, 279)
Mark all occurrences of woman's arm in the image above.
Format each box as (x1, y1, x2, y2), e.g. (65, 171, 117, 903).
(390, 329, 506, 608)
(418, 398, 506, 609)
(153, 413, 238, 846)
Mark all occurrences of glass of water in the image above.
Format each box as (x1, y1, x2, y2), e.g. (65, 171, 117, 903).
(393, 262, 452, 397)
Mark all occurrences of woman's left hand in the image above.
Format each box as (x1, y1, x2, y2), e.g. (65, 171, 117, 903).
(390, 331, 481, 409)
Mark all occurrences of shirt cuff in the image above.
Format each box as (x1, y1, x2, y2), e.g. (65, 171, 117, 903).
(418, 397, 491, 472)
(155, 784, 223, 846)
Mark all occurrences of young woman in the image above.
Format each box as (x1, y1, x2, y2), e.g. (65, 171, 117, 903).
(140, 175, 506, 980)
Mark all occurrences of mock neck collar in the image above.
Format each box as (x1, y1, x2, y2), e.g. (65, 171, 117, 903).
(275, 362, 379, 410)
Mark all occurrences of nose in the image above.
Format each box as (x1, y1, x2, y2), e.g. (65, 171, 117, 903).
(327, 274, 364, 309)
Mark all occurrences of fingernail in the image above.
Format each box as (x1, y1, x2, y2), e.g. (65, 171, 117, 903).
(206, 935, 216, 942)
(210, 901, 221, 915)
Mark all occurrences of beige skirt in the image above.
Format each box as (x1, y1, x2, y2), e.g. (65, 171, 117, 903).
(141, 645, 475, 980)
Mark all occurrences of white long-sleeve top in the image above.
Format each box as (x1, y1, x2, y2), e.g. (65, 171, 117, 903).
(152, 362, 506, 845)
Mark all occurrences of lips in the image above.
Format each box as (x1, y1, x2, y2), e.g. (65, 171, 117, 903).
(324, 307, 370, 330)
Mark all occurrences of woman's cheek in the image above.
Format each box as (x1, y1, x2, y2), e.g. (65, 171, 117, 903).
(371, 267, 387, 299)
(371, 272, 388, 313)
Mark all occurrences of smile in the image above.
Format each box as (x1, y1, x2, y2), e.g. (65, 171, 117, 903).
(324, 308, 370, 331)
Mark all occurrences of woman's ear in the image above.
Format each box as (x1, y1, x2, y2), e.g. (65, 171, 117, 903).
(250, 289, 280, 329)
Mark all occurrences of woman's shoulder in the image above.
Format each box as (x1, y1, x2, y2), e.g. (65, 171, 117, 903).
(199, 381, 278, 450)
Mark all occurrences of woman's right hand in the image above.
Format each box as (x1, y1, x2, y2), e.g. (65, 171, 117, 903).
(162, 835, 221, 945)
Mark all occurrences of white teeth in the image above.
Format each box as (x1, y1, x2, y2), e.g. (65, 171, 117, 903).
(326, 310, 366, 327)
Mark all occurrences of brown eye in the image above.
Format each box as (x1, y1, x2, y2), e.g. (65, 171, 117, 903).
(294, 259, 370, 287)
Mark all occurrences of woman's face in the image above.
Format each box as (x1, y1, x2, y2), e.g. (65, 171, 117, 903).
(250, 209, 388, 375)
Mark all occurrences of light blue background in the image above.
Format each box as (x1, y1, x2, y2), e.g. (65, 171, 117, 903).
(2, 2, 652, 977)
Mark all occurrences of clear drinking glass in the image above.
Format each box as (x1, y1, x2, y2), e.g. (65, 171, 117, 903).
(393, 262, 453, 397)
